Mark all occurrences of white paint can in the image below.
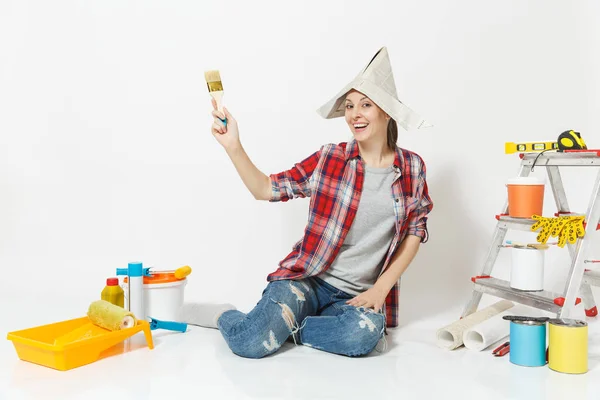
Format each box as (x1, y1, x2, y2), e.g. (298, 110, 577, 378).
(125, 273, 187, 321)
(510, 247, 545, 291)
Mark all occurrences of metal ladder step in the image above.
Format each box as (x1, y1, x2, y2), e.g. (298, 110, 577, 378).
(496, 214, 600, 231)
(470, 276, 580, 313)
(495, 215, 536, 231)
(520, 151, 600, 166)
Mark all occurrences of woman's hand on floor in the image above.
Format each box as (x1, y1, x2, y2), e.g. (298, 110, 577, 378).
(346, 286, 387, 312)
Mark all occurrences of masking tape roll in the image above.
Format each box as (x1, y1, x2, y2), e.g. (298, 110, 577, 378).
(87, 300, 136, 331)
(548, 318, 588, 374)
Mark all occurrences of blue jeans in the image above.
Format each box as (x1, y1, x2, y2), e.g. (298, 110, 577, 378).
(217, 277, 386, 359)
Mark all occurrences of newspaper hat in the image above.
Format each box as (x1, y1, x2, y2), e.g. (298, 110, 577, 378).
(316, 46, 431, 131)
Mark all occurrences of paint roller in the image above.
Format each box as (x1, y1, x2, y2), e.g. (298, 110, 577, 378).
(54, 300, 187, 347)
(86, 300, 188, 333)
(87, 300, 137, 330)
(52, 300, 137, 346)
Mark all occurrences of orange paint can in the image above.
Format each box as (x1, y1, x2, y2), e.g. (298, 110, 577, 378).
(506, 177, 545, 218)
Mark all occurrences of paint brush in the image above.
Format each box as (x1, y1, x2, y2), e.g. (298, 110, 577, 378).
(504, 240, 553, 250)
(204, 69, 227, 126)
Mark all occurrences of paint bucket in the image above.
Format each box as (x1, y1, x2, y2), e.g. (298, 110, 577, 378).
(509, 319, 547, 367)
(548, 318, 588, 374)
(510, 247, 546, 291)
(125, 273, 187, 321)
(506, 177, 545, 218)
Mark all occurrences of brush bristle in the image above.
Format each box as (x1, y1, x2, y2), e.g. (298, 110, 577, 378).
(204, 70, 221, 82)
(205, 70, 223, 92)
(204, 71, 223, 93)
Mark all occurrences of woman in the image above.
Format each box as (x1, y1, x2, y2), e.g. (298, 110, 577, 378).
(179, 47, 433, 358)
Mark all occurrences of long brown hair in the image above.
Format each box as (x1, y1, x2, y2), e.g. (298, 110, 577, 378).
(387, 118, 398, 151)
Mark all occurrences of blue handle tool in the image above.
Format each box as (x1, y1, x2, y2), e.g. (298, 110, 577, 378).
(148, 317, 188, 333)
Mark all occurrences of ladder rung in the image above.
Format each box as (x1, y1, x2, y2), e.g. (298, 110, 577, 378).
(496, 214, 600, 231)
(520, 151, 600, 166)
(472, 276, 563, 313)
(495, 215, 536, 231)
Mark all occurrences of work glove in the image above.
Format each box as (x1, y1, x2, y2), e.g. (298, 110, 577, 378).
(531, 214, 585, 247)
(530, 215, 555, 244)
(561, 216, 586, 247)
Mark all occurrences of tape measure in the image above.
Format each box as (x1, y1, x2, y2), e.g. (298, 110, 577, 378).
(557, 130, 587, 151)
(505, 141, 558, 154)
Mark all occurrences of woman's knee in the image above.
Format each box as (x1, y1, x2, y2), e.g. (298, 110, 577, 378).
(219, 314, 287, 359)
(217, 282, 306, 358)
(225, 329, 284, 359)
(339, 308, 386, 356)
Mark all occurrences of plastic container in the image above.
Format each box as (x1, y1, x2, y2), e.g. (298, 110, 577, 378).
(506, 177, 545, 218)
(125, 273, 187, 322)
(509, 319, 547, 367)
(101, 278, 124, 307)
(548, 318, 588, 374)
(6, 317, 154, 371)
(510, 247, 546, 291)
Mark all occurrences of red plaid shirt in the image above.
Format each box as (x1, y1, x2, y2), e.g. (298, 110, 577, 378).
(266, 140, 433, 327)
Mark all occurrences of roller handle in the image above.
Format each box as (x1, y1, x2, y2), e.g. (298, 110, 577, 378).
(174, 266, 192, 279)
(148, 317, 188, 332)
(142, 265, 192, 279)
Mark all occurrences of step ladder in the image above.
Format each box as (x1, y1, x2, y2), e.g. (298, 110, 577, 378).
(462, 150, 600, 320)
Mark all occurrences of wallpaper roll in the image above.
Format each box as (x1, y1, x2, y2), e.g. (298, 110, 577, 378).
(436, 300, 514, 350)
(462, 305, 533, 351)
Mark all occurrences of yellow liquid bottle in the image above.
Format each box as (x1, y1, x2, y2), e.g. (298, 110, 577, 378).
(101, 277, 125, 308)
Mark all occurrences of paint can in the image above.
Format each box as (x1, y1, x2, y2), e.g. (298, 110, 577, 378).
(510, 247, 545, 291)
(124, 273, 187, 321)
(506, 177, 545, 218)
(509, 319, 547, 367)
(548, 318, 588, 374)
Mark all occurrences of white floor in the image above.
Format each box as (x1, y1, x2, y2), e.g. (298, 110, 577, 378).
(2, 297, 600, 400)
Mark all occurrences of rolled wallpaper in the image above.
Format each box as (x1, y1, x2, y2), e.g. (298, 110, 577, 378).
(436, 300, 514, 350)
(462, 304, 534, 351)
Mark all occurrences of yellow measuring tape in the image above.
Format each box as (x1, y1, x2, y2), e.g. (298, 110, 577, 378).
(505, 141, 558, 154)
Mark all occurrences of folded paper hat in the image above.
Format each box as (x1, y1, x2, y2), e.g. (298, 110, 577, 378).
(316, 46, 431, 131)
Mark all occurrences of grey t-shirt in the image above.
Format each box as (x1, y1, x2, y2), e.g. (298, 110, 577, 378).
(319, 164, 397, 296)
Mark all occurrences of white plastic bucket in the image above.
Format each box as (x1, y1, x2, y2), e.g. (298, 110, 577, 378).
(510, 247, 545, 291)
(143, 279, 187, 321)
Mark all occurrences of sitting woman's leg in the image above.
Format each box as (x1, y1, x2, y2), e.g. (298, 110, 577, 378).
(298, 301, 385, 357)
(217, 279, 319, 359)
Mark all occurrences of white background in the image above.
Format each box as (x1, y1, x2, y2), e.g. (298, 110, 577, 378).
(2, 0, 600, 343)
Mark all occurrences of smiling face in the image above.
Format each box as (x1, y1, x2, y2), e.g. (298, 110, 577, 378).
(344, 90, 390, 144)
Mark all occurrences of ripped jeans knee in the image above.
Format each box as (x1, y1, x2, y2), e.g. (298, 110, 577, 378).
(217, 279, 317, 359)
(299, 306, 386, 357)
